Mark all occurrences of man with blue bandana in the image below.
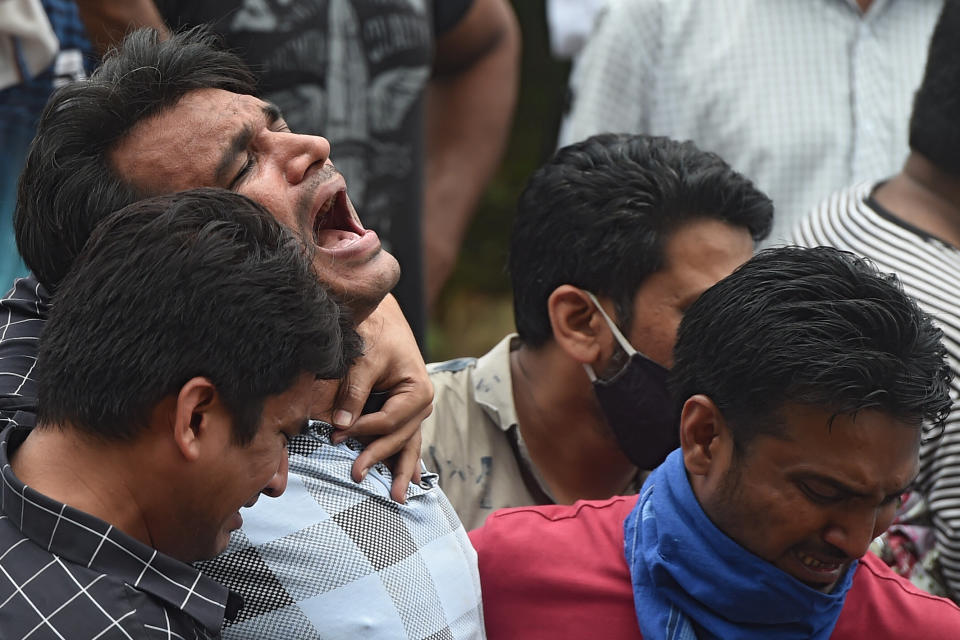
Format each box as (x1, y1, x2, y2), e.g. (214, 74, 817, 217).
(471, 246, 960, 639)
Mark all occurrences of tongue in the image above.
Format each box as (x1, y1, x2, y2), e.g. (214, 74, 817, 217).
(316, 228, 361, 250)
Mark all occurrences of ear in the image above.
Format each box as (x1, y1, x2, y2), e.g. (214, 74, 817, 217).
(171, 377, 228, 462)
(547, 285, 614, 365)
(680, 394, 729, 478)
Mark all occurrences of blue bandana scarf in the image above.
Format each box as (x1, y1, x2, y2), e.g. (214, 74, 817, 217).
(624, 450, 856, 640)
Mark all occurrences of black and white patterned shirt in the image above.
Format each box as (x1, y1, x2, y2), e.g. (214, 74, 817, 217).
(0, 423, 243, 639)
(0, 275, 45, 426)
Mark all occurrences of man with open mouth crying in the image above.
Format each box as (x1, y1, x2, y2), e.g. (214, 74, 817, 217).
(0, 27, 484, 640)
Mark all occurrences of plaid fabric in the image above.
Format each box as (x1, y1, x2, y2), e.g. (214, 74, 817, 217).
(0, 274, 46, 423)
(0, 0, 95, 130)
(0, 424, 241, 639)
(199, 420, 485, 639)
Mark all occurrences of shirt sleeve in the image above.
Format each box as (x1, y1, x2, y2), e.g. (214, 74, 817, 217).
(560, 0, 662, 146)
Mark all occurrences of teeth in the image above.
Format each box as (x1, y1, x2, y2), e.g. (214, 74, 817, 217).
(797, 551, 838, 570)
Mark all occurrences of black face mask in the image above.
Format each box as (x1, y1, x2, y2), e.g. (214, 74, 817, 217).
(583, 292, 679, 471)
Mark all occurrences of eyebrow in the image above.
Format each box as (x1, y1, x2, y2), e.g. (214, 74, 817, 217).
(214, 102, 285, 187)
(800, 471, 918, 501)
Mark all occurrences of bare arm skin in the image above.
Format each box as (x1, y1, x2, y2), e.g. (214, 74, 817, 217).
(75, 0, 171, 55)
(423, 0, 520, 309)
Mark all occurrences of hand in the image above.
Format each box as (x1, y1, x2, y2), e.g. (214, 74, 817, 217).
(331, 294, 433, 502)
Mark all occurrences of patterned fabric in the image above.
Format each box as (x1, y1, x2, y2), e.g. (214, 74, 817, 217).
(0, 274, 46, 422)
(0, 423, 240, 639)
(0, 279, 485, 638)
(790, 181, 960, 600)
(199, 420, 485, 640)
(561, 0, 942, 246)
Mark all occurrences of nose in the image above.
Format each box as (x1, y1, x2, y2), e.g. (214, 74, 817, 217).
(264, 130, 332, 185)
(821, 505, 883, 560)
(261, 450, 289, 498)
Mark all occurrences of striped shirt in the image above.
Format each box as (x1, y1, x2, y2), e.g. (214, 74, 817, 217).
(791, 181, 960, 600)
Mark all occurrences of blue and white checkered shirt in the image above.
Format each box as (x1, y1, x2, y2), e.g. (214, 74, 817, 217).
(202, 421, 485, 639)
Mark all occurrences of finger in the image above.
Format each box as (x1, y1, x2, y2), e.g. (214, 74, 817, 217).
(331, 377, 373, 429)
(389, 432, 423, 503)
(351, 426, 410, 484)
(338, 386, 430, 438)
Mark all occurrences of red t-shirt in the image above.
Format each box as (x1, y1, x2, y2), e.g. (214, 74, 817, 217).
(469, 496, 960, 639)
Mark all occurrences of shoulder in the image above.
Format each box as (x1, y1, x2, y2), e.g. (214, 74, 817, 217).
(833, 552, 960, 639)
(428, 355, 478, 383)
(0, 528, 180, 637)
(789, 182, 877, 248)
(470, 497, 640, 639)
(470, 495, 637, 556)
(424, 356, 479, 437)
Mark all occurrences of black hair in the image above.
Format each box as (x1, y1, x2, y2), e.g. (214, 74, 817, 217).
(508, 133, 773, 347)
(909, 0, 960, 172)
(35, 188, 363, 444)
(671, 246, 952, 450)
(15, 26, 256, 289)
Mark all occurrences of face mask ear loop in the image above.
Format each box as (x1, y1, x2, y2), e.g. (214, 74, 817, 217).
(582, 291, 637, 381)
(585, 291, 637, 356)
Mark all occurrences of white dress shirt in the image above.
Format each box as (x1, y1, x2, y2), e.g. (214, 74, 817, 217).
(561, 0, 942, 245)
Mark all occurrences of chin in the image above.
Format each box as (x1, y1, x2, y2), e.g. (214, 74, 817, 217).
(329, 258, 401, 323)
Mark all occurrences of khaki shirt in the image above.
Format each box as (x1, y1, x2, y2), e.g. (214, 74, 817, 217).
(424, 334, 644, 530)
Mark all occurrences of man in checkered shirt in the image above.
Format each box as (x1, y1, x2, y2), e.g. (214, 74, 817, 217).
(1, 28, 486, 640)
(1, 188, 364, 638)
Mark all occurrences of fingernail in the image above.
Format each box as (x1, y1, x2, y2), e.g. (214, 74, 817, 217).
(331, 432, 347, 444)
(359, 468, 368, 483)
(333, 410, 353, 427)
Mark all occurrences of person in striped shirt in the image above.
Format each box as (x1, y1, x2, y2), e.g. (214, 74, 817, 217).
(790, 0, 960, 602)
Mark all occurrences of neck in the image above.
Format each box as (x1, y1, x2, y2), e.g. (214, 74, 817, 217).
(873, 153, 960, 248)
(11, 425, 156, 546)
(510, 342, 638, 504)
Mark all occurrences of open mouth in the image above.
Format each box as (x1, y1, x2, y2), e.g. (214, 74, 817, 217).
(790, 549, 846, 589)
(312, 189, 366, 251)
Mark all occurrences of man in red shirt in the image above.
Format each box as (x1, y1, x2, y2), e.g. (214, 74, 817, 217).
(471, 246, 960, 639)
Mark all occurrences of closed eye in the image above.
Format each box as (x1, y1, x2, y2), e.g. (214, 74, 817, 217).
(881, 490, 907, 508)
(229, 152, 256, 190)
(798, 481, 844, 504)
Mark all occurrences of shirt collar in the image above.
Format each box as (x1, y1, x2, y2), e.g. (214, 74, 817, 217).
(0, 424, 243, 632)
(472, 333, 521, 433)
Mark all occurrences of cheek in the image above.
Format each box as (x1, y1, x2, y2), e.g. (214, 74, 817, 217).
(727, 484, 814, 559)
(875, 503, 899, 537)
(239, 186, 291, 227)
(629, 314, 680, 368)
